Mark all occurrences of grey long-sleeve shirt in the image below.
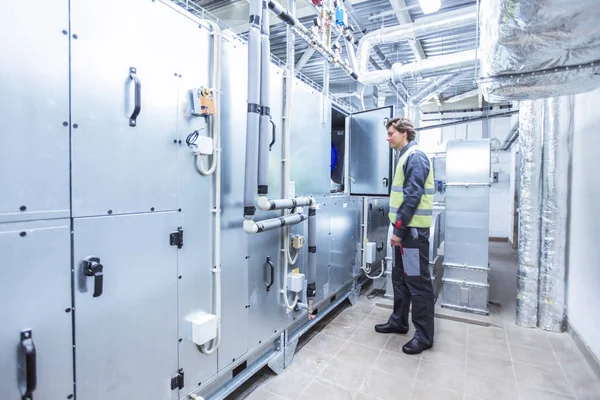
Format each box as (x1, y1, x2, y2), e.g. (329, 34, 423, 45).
(393, 141, 431, 238)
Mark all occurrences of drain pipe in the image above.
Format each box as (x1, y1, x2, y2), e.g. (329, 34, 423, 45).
(243, 0, 263, 228)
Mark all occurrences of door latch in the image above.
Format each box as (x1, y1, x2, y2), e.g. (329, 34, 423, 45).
(382, 178, 389, 187)
(170, 227, 184, 249)
(171, 368, 184, 390)
(82, 256, 104, 298)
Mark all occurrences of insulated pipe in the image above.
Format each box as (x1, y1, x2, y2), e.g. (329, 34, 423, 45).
(344, 35, 359, 72)
(243, 0, 263, 219)
(307, 205, 317, 314)
(244, 213, 307, 234)
(268, 0, 358, 80)
(392, 50, 477, 83)
(257, 196, 314, 211)
(410, 72, 470, 105)
(258, 1, 271, 198)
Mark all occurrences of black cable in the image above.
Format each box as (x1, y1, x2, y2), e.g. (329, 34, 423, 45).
(367, 279, 387, 300)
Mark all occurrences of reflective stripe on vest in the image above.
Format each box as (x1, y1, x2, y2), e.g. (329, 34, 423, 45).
(388, 144, 435, 228)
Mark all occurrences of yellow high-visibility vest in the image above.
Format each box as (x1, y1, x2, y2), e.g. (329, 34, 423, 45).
(388, 144, 434, 227)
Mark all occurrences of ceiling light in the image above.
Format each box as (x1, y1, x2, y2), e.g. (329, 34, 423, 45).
(418, 0, 442, 14)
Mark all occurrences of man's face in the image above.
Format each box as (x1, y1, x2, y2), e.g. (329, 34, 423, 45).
(387, 126, 407, 150)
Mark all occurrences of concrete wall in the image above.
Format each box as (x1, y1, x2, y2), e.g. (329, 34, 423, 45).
(568, 87, 600, 360)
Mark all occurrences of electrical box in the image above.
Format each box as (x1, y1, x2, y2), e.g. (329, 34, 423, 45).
(291, 234, 305, 249)
(365, 242, 377, 264)
(184, 313, 217, 346)
(189, 87, 214, 117)
(287, 273, 305, 293)
(194, 136, 214, 155)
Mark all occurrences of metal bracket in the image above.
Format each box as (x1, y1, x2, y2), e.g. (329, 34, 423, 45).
(170, 227, 183, 249)
(171, 368, 184, 390)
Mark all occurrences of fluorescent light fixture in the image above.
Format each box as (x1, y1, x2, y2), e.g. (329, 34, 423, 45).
(419, 0, 442, 14)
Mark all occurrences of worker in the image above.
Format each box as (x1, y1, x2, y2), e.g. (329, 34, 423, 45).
(374, 117, 435, 355)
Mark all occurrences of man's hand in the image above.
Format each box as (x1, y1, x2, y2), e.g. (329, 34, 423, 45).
(391, 234, 402, 247)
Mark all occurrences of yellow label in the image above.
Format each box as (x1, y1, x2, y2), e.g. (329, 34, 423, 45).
(292, 268, 299, 275)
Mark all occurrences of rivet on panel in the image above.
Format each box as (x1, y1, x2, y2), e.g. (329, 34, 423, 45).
(72, 34, 78, 39)
(62, 30, 68, 35)
(67, 395, 74, 400)
(73, 124, 79, 129)
(20, 205, 27, 211)
(65, 308, 72, 313)
(179, 275, 182, 279)
(151, 207, 155, 211)
(63, 121, 68, 126)
(107, 210, 113, 215)
(20, 232, 27, 237)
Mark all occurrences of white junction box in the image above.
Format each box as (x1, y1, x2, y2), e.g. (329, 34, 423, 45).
(287, 272, 305, 293)
(365, 242, 377, 264)
(184, 313, 217, 346)
(291, 235, 305, 249)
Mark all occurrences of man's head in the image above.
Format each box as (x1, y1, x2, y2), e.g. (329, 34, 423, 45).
(386, 117, 416, 150)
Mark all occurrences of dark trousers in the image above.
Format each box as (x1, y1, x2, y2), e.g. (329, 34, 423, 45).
(388, 227, 435, 346)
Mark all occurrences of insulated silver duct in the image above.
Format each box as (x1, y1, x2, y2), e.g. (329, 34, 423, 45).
(480, 0, 600, 101)
(410, 72, 471, 105)
(243, 0, 263, 218)
(356, 6, 476, 85)
(538, 96, 573, 332)
(392, 50, 477, 83)
(516, 100, 543, 328)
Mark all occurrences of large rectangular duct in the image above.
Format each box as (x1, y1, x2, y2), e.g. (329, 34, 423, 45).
(479, 0, 600, 101)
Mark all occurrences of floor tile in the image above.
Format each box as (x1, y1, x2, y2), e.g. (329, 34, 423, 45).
(464, 372, 519, 400)
(260, 370, 313, 400)
(468, 335, 511, 360)
(348, 303, 375, 316)
(297, 379, 353, 400)
(505, 326, 553, 350)
(384, 334, 419, 356)
(416, 360, 466, 393)
(372, 349, 421, 380)
(510, 344, 560, 368)
(408, 382, 463, 400)
(435, 318, 468, 335)
(518, 384, 576, 400)
(302, 332, 346, 357)
(319, 358, 370, 393)
(286, 348, 333, 375)
(435, 326, 468, 349)
(565, 374, 600, 400)
(545, 332, 577, 353)
(349, 327, 390, 350)
(468, 324, 507, 342)
(361, 315, 386, 330)
(513, 361, 573, 396)
(466, 352, 516, 381)
(360, 368, 413, 400)
(335, 342, 381, 367)
(555, 349, 598, 380)
(245, 389, 287, 400)
(370, 306, 393, 319)
(321, 321, 358, 340)
(353, 393, 379, 400)
(335, 310, 369, 327)
(422, 342, 467, 368)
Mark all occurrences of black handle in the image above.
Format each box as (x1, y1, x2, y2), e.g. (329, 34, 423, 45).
(382, 178, 389, 187)
(20, 330, 37, 400)
(269, 118, 276, 151)
(83, 256, 104, 298)
(129, 67, 141, 127)
(377, 242, 384, 252)
(383, 117, 389, 127)
(265, 257, 274, 292)
(378, 206, 385, 216)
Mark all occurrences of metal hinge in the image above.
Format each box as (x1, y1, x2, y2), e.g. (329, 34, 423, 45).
(171, 368, 184, 390)
(170, 227, 183, 249)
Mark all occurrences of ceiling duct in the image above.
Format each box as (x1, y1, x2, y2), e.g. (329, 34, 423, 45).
(479, 0, 600, 101)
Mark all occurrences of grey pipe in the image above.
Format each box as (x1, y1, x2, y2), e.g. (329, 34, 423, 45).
(243, 0, 263, 218)
(342, 0, 366, 33)
(516, 100, 543, 328)
(255, 213, 307, 233)
(258, 1, 271, 196)
(258, 197, 313, 211)
(307, 206, 317, 299)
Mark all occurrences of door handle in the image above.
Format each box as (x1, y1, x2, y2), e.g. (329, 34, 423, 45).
(83, 256, 104, 298)
(20, 330, 37, 400)
(129, 67, 141, 127)
(265, 257, 275, 292)
(382, 178, 389, 187)
(269, 118, 276, 151)
(383, 117, 389, 127)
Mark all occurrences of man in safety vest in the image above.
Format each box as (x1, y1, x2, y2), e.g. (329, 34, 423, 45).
(374, 117, 435, 355)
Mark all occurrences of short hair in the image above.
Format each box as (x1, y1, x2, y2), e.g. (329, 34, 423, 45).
(386, 117, 416, 142)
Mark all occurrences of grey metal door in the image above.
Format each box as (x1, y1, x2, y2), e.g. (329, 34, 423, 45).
(70, 0, 179, 218)
(0, 220, 73, 400)
(349, 106, 394, 195)
(0, 0, 70, 223)
(73, 212, 179, 400)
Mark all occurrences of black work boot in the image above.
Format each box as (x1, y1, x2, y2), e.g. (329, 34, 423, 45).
(374, 323, 408, 334)
(402, 337, 432, 354)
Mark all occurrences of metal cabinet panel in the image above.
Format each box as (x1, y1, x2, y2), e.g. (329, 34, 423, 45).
(170, 10, 218, 391)
(349, 106, 394, 196)
(218, 39, 249, 370)
(329, 197, 360, 295)
(71, 0, 179, 217)
(0, 220, 73, 400)
(73, 212, 179, 400)
(0, 1, 70, 223)
(290, 82, 331, 197)
(314, 200, 332, 303)
(367, 197, 390, 267)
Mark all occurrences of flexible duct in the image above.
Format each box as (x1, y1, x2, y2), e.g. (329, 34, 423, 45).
(243, 0, 263, 219)
(516, 100, 543, 328)
(479, 0, 600, 101)
(538, 96, 573, 332)
(410, 72, 470, 105)
(356, 6, 476, 85)
(392, 50, 477, 83)
(258, 2, 271, 198)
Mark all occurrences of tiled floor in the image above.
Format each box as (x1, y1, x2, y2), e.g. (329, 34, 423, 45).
(232, 242, 600, 400)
